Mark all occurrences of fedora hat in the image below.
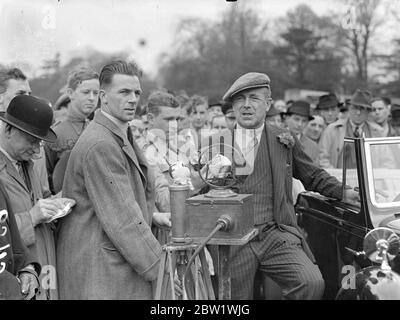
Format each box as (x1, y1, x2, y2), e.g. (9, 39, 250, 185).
(316, 94, 339, 110)
(349, 89, 373, 109)
(222, 72, 270, 101)
(285, 100, 314, 120)
(0, 95, 57, 142)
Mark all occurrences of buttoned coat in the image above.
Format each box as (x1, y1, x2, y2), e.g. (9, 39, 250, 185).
(0, 151, 57, 300)
(57, 110, 161, 300)
(319, 118, 385, 168)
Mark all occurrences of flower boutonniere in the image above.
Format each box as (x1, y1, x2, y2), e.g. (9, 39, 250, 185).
(277, 132, 295, 148)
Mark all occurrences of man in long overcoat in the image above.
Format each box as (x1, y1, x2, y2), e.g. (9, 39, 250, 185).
(57, 61, 168, 299)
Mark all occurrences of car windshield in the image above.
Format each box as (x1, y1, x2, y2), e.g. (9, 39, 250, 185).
(367, 142, 400, 208)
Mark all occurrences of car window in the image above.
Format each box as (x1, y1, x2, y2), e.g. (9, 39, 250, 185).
(368, 143, 400, 206)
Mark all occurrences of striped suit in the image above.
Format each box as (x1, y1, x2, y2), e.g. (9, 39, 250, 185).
(202, 123, 343, 299)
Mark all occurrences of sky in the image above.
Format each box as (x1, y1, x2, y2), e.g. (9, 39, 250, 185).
(0, 0, 398, 78)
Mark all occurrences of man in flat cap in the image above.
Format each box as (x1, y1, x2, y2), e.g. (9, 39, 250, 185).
(319, 89, 385, 168)
(197, 72, 359, 300)
(0, 95, 75, 299)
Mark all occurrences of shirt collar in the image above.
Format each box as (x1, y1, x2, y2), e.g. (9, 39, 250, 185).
(101, 110, 129, 135)
(349, 119, 364, 131)
(236, 122, 264, 141)
(0, 145, 18, 169)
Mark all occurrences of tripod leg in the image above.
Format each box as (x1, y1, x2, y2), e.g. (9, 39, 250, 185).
(199, 249, 216, 300)
(155, 249, 167, 300)
(167, 249, 176, 300)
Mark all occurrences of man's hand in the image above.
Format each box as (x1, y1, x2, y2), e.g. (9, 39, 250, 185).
(152, 212, 171, 228)
(29, 198, 76, 226)
(343, 188, 360, 206)
(18, 266, 40, 300)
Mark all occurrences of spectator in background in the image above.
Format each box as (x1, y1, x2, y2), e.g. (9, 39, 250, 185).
(210, 114, 227, 134)
(316, 93, 340, 126)
(283, 100, 319, 165)
(44, 66, 99, 194)
(180, 95, 212, 154)
(390, 104, 400, 136)
(273, 99, 287, 114)
(52, 93, 70, 124)
(207, 97, 223, 124)
(304, 115, 325, 144)
(265, 104, 283, 129)
(319, 89, 385, 168)
(0, 68, 31, 112)
(222, 100, 236, 130)
(371, 97, 395, 136)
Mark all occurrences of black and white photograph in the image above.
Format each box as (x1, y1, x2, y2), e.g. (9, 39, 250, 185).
(1, 0, 400, 306)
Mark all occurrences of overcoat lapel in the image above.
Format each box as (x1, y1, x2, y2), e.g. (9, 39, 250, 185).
(0, 152, 29, 193)
(264, 124, 289, 221)
(94, 111, 147, 186)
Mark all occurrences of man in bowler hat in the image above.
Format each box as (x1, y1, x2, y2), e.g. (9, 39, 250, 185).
(283, 100, 319, 164)
(0, 95, 75, 299)
(316, 93, 340, 125)
(197, 72, 359, 299)
(319, 89, 385, 168)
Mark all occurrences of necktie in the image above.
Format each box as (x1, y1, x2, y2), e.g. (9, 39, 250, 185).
(354, 126, 360, 138)
(127, 126, 134, 146)
(16, 161, 32, 193)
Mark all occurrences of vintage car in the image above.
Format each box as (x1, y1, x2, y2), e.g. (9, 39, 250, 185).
(295, 136, 400, 299)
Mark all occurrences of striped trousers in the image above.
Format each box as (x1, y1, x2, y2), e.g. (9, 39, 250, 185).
(230, 223, 324, 300)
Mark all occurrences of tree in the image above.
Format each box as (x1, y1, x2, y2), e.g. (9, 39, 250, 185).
(273, 4, 345, 92)
(337, 0, 386, 86)
(158, 3, 278, 98)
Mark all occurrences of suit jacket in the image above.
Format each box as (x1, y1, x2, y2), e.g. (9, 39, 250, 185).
(57, 110, 161, 300)
(0, 183, 40, 300)
(200, 123, 343, 261)
(299, 134, 319, 165)
(0, 151, 57, 300)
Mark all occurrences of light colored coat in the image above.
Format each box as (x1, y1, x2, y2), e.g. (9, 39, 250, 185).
(0, 151, 57, 300)
(319, 118, 385, 168)
(57, 110, 161, 300)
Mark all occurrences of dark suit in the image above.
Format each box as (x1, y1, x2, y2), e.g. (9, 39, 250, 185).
(0, 183, 40, 300)
(200, 123, 343, 299)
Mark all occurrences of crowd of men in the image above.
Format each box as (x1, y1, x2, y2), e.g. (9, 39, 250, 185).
(2, 59, 396, 300)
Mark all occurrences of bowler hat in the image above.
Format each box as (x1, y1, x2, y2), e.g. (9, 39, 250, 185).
(391, 104, 400, 125)
(285, 100, 314, 120)
(208, 97, 223, 108)
(0, 95, 57, 142)
(265, 105, 282, 118)
(222, 72, 270, 101)
(349, 89, 373, 109)
(317, 94, 339, 110)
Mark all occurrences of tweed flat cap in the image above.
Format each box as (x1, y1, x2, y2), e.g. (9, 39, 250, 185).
(223, 72, 270, 101)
